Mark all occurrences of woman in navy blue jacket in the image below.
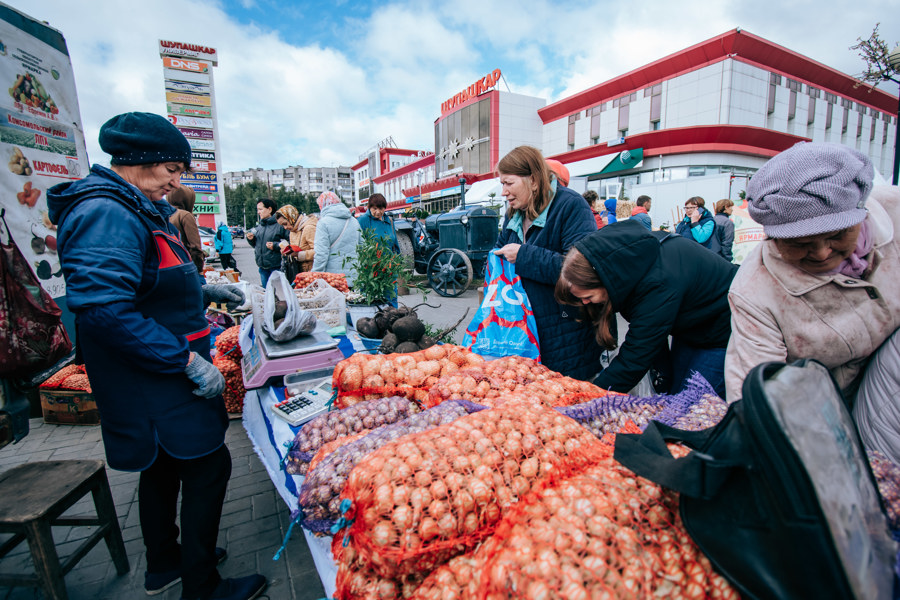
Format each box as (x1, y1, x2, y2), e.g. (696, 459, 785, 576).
(49, 113, 265, 600)
(493, 146, 601, 380)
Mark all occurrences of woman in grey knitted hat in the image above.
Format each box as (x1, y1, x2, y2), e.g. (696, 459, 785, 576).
(724, 142, 900, 460)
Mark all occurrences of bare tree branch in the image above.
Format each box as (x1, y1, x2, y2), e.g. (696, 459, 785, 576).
(851, 23, 899, 91)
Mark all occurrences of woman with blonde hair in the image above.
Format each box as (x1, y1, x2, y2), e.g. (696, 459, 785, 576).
(275, 204, 317, 280)
(493, 145, 599, 380)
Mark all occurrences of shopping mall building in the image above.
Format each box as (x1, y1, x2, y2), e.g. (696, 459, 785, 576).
(355, 28, 897, 226)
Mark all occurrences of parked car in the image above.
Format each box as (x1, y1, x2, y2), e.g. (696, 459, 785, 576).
(230, 225, 244, 239)
(197, 225, 219, 263)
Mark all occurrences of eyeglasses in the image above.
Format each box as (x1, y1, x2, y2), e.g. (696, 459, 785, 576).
(683, 205, 697, 210)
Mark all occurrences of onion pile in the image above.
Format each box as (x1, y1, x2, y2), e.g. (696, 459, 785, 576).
(307, 429, 371, 474)
(213, 326, 245, 413)
(473, 452, 738, 600)
(293, 271, 350, 293)
(333, 398, 603, 580)
(285, 396, 418, 475)
(406, 554, 481, 600)
(426, 355, 608, 409)
(214, 326, 243, 361)
(332, 345, 484, 408)
(299, 400, 486, 534)
(557, 395, 669, 440)
(334, 541, 426, 600)
(868, 450, 900, 531)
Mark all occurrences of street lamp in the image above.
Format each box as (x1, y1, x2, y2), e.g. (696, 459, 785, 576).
(459, 177, 467, 210)
(887, 45, 900, 185)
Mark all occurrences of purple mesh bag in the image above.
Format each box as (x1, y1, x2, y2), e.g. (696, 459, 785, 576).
(283, 396, 418, 475)
(653, 372, 728, 431)
(555, 393, 669, 439)
(298, 399, 487, 534)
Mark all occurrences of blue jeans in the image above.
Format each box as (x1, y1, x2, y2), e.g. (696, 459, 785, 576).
(258, 268, 276, 288)
(669, 338, 727, 400)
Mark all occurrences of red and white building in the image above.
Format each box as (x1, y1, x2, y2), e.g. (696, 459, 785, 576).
(357, 28, 898, 219)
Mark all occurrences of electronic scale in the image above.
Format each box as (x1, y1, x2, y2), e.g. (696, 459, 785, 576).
(240, 289, 344, 389)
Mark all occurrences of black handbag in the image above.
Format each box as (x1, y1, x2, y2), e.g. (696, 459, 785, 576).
(614, 359, 897, 600)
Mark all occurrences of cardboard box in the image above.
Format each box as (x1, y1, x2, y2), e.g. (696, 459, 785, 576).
(39, 389, 99, 425)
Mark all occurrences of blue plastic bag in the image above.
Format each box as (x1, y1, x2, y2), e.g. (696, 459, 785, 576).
(464, 252, 540, 360)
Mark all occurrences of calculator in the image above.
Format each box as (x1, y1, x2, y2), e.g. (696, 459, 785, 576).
(271, 377, 334, 427)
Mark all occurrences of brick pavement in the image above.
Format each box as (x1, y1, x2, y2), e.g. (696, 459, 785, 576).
(0, 419, 326, 600)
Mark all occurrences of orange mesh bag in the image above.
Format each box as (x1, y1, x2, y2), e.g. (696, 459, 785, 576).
(214, 325, 242, 362)
(332, 398, 605, 580)
(333, 345, 484, 409)
(213, 354, 245, 414)
(474, 451, 739, 600)
(293, 271, 350, 292)
(40, 364, 91, 392)
(284, 396, 419, 475)
(425, 355, 554, 407)
(334, 541, 426, 600)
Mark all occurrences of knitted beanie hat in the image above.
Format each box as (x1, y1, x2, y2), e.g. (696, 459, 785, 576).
(747, 142, 873, 239)
(99, 112, 192, 166)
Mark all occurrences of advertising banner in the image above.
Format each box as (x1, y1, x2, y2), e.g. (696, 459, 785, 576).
(0, 8, 89, 299)
(162, 56, 211, 74)
(165, 80, 210, 95)
(181, 181, 217, 193)
(165, 91, 211, 107)
(187, 138, 215, 150)
(194, 193, 219, 204)
(190, 160, 216, 172)
(177, 126, 214, 140)
(181, 171, 217, 183)
(168, 103, 212, 118)
(163, 67, 209, 85)
(194, 204, 220, 214)
(167, 114, 212, 129)
(191, 149, 215, 161)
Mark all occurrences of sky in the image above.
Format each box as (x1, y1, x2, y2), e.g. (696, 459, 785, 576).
(12, 0, 900, 173)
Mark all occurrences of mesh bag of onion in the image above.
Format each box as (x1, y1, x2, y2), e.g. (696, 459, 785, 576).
(425, 355, 609, 409)
(471, 452, 738, 600)
(331, 398, 604, 580)
(555, 393, 669, 439)
(653, 372, 729, 432)
(299, 399, 487, 534)
(213, 354, 246, 414)
(332, 345, 484, 409)
(284, 396, 419, 475)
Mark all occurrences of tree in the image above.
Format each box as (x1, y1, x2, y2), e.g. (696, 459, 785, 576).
(850, 24, 899, 90)
(223, 182, 321, 227)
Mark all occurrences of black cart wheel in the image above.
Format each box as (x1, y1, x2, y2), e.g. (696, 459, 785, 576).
(427, 248, 473, 297)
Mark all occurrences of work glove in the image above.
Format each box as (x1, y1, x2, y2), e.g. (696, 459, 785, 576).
(202, 284, 245, 310)
(184, 352, 226, 398)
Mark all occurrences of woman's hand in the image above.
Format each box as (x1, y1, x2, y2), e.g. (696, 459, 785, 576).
(494, 243, 521, 263)
(266, 241, 274, 250)
(690, 210, 701, 224)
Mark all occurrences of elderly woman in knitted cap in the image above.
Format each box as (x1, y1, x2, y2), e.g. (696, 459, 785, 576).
(725, 143, 900, 422)
(311, 190, 360, 285)
(274, 204, 317, 280)
(48, 112, 265, 600)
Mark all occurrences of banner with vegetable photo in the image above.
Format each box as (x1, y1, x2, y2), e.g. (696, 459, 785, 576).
(463, 251, 540, 360)
(0, 7, 90, 299)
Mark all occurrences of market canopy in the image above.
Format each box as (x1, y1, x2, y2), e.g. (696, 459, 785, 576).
(579, 148, 645, 178)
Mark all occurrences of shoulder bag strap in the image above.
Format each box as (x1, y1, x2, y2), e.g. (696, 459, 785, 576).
(331, 218, 351, 249)
(613, 411, 745, 500)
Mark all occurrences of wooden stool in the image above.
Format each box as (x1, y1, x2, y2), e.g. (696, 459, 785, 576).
(0, 460, 129, 599)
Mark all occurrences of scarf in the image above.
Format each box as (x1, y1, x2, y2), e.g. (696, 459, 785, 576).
(316, 191, 341, 210)
(830, 219, 874, 279)
(276, 204, 299, 228)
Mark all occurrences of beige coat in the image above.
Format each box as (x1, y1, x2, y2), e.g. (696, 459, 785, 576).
(725, 186, 900, 401)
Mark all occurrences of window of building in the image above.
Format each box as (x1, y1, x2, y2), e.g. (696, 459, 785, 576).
(688, 166, 706, 177)
(785, 79, 800, 121)
(651, 120, 661, 130)
(842, 106, 849, 135)
(567, 113, 580, 146)
(857, 105, 866, 138)
(871, 118, 877, 141)
(618, 103, 630, 133)
(884, 114, 890, 145)
(618, 128, 628, 139)
(590, 104, 604, 141)
(649, 84, 662, 125)
(767, 73, 782, 114)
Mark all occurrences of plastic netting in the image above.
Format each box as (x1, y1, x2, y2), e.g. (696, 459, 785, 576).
(868, 450, 900, 533)
(39, 364, 91, 392)
(284, 396, 419, 475)
(556, 393, 669, 439)
(307, 429, 371, 474)
(299, 400, 487, 535)
(213, 354, 245, 414)
(331, 398, 605, 580)
(332, 345, 485, 409)
(334, 541, 427, 600)
(425, 355, 610, 409)
(470, 452, 738, 600)
(653, 372, 729, 431)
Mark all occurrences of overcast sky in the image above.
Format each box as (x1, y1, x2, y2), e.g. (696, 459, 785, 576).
(13, 0, 900, 173)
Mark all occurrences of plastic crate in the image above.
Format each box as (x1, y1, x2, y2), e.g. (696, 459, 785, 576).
(294, 279, 347, 329)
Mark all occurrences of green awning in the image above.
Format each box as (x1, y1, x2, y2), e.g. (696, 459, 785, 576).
(598, 147, 644, 175)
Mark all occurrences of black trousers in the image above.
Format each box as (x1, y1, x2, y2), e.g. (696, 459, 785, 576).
(219, 253, 237, 271)
(139, 444, 232, 598)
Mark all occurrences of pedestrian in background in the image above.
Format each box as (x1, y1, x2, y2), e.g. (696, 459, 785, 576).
(357, 193, 398, 252)
(675, 196, 716, 248)
(603, 197, 618, 225)
(246, 197, 288, 287)
(631, 195, 652, 230)
(583, 189, 604, 229)
(311, 191, 361, 285)
(714, 198, 735, 262)
(167, 186, 205, 273)
(215, 221, 237, 271)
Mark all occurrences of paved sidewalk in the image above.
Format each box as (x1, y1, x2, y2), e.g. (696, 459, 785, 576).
(0, 418, 326, 600)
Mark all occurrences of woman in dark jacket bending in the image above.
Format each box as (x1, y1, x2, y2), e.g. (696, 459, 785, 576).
(493, 146, 600, 380)
(555, 220, 738, 398)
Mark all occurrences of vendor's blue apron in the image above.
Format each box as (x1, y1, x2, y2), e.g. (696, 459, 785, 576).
(82, 226, 228, 471)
